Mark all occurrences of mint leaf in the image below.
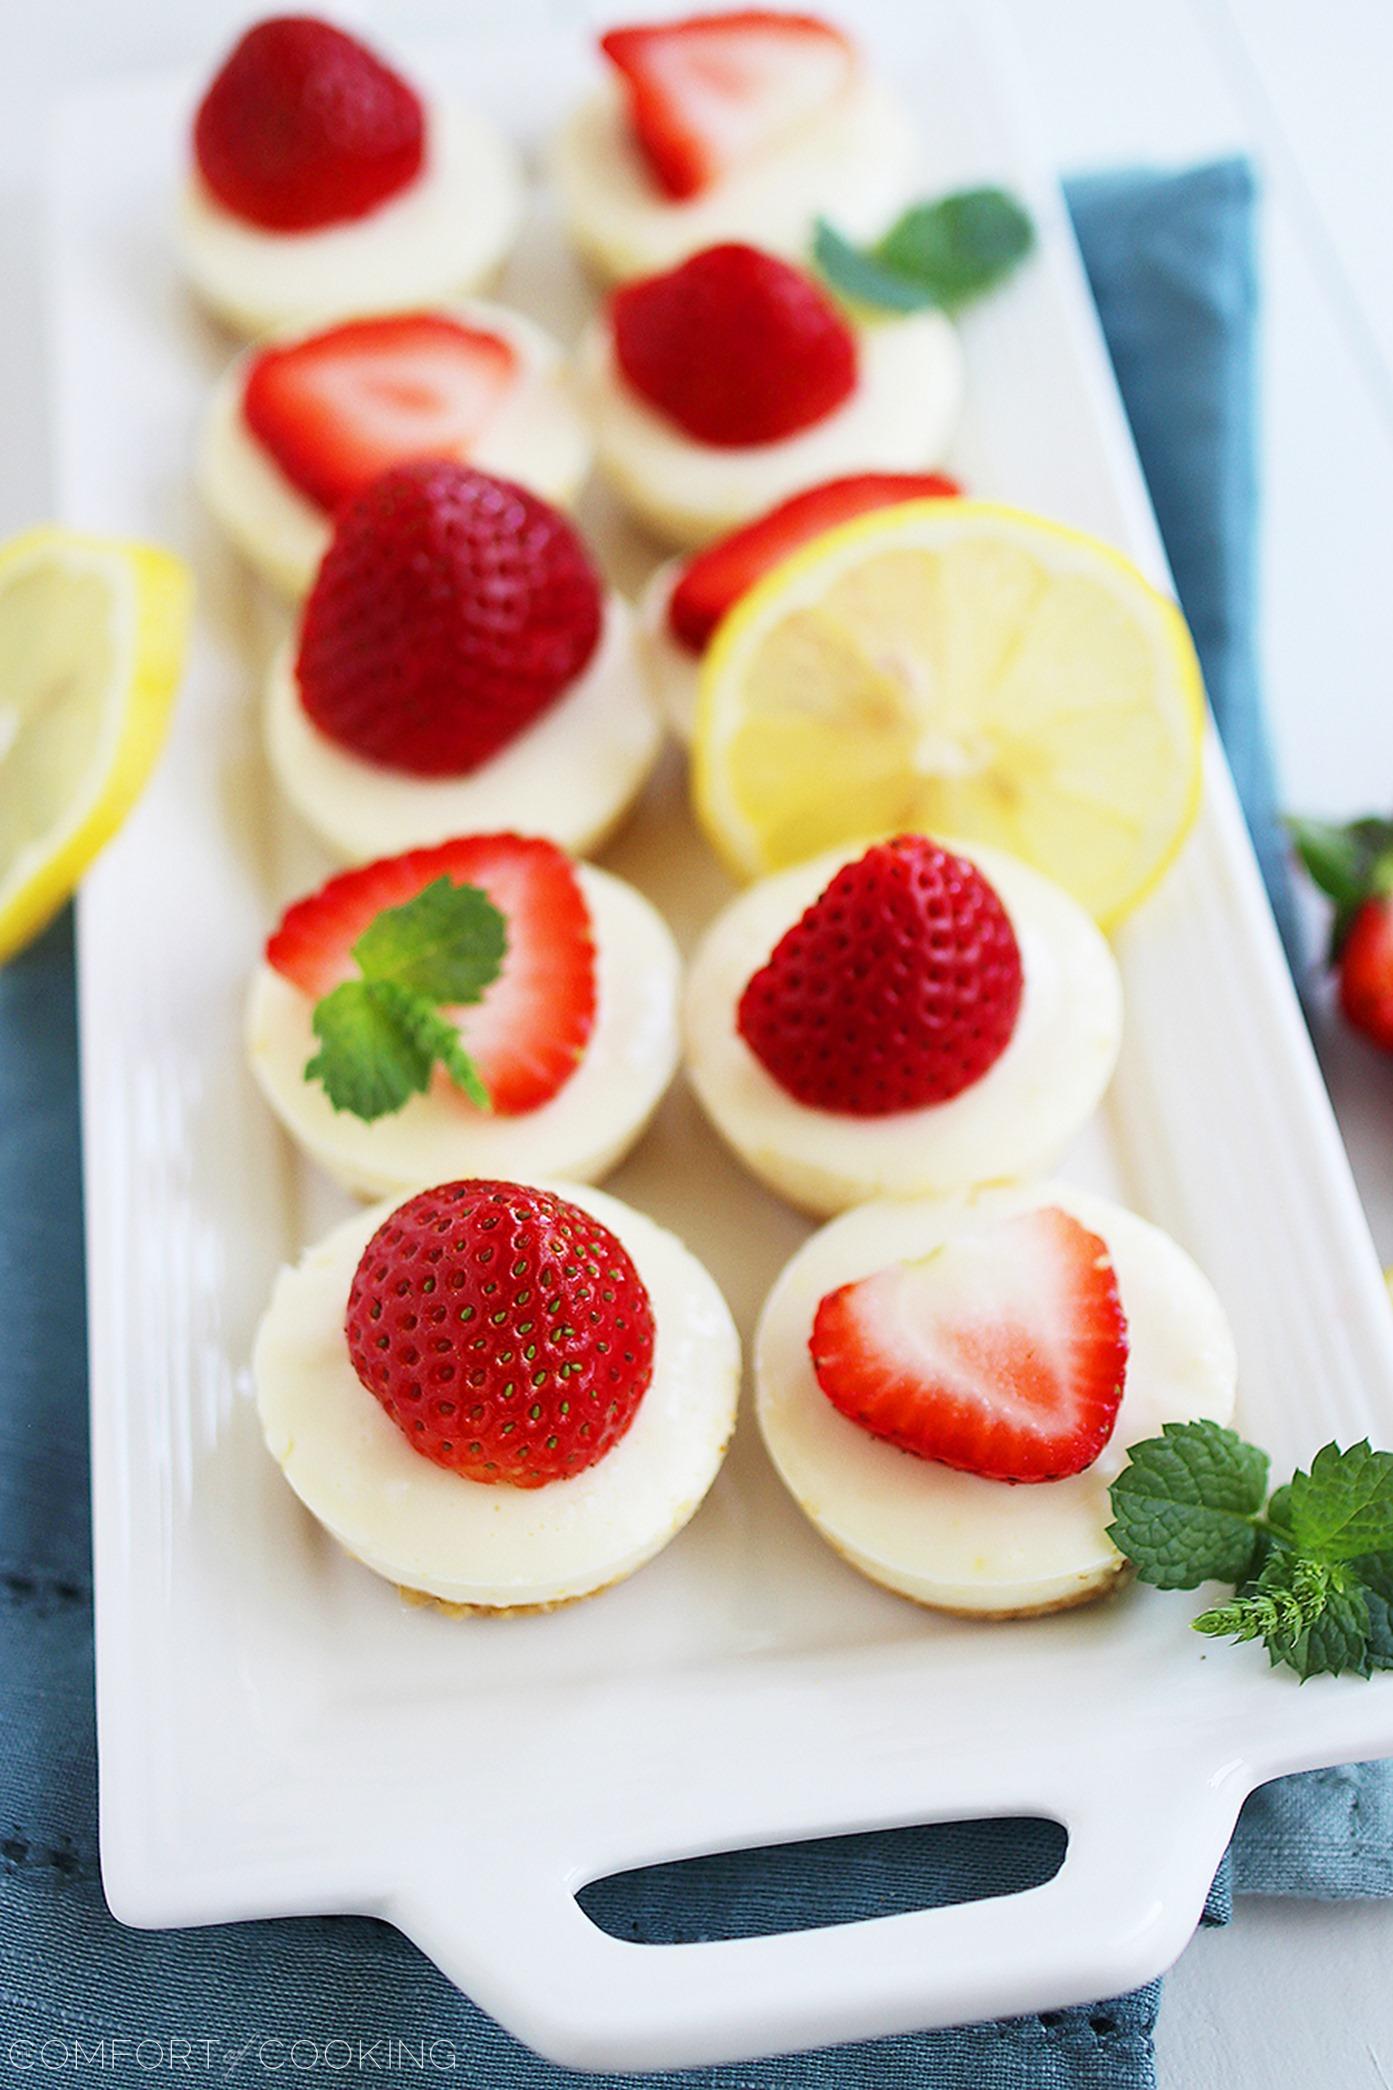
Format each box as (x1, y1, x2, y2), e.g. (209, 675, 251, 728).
(300, 874, 505, 1120)
(305, 980, 489, 1121)
(1260, 1555, 1372, 1681)
(1287, 817, 1376, 911)
(813, 219, 938, 313)
(1353, 1551, 1393, 1669)
(1283, 1440, 1393, 1562)
(1192, 1553, 1371, 1681)
(372, 981, 490, 1113)
(352, 876, 506, 1004)
(307, 981, 434, 1121)
(1107, 1420, 1269, 1589)
(1288, 814, 1393, 958)
(877, 188, 1034, 309)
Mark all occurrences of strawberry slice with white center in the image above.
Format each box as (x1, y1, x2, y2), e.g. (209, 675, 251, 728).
(601, 12, 855, 202)
(243, 315, 520, 514)
(810, 1207, 1129, 1482)
(266, 834, 596, 1114)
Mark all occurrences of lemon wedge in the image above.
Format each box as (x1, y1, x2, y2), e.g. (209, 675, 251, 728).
(692, 500, 1206, 924)
(0, 527, 191, 962)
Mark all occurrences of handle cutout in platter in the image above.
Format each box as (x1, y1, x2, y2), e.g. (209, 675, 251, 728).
(578, 1816, 1067, 1945)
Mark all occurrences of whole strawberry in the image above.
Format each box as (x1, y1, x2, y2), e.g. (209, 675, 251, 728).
(738, 836, 1023, 1113)
(194, 16, 425, 232)
(612, 243, 857, 446)
(296, 462, 603, 777)
(1292, 813, 1393, 1051)
(347, 1180, 655, 1487)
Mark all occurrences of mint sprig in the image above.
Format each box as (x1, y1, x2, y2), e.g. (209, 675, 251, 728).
(814, 186, 1035, 317)
(1108, 1422, 1393, 1681)
(1288, 812, 1393, 962)
(304, 876, 505, 1121)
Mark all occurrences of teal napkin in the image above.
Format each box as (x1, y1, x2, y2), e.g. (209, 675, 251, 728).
(0, 159, 1377, 2090)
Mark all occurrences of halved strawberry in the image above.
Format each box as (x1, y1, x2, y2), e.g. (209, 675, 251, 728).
(810, 1207, 1129, 1483)
(669, 473, 961, 651)
(266, 834, 596, 1114)
(243, 315, 519, 514)
(601, 12, 854, 201)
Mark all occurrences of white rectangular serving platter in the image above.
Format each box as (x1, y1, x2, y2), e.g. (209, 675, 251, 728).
(53, 4, 1393, 2072)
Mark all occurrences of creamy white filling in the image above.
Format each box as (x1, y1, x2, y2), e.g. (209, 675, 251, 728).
(265, 593, 664, 863)
(177, 101, 524, 337)
(637, 558, 701, 741)
(685, 839, 1123, 1217)
(578, 311, 963, 549)
(756, 1181, 1238, 1614)
(550, 74, 919, 284)
(254, 1179, 741, 1607)
(199, 303, 594, 598)
(248, 864, 681, 1199)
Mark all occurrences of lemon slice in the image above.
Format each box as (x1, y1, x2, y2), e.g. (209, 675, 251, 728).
(692, 500, 1206, 923)
(0, 527, 191, 962)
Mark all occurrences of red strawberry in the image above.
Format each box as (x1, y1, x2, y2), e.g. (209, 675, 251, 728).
(1339, 896, 1393, 1050)
(601, 12, 853, 201)
(296, 462, 603, 777)
(1291, 813, 1393, 1053)
(243, 316, 519, 513)
(738, 836, 1023, 1115)
(346, 1179, 655, 1486)
(267, 835, 596, 1113)
(811, 1206, 1129, 1483)
(612, 243, 856, 446)
(669, 473, 962, 651)
(193, 16, 424, 233)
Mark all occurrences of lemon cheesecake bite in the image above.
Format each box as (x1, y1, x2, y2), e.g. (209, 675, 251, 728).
(639, 471, 959, 739)
(178, 15, 523, 336)
(254, 1178, 741, 1611)
(249, 833, 680, 1199)
(756, 1180, 1237, 1617)
(200, 305, 592, 597)
(685, 834, 1121, 1218)
(266, 461, 661, 861)
(579, 242, 962, 548)
(552, 10, 917, 284)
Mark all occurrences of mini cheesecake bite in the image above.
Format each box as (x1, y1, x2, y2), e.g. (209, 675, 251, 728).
(266, 461, 661, 861)
(178, 15, 523, 335)
(639, 471, 960, 739)
(201, 305, 593, 597)
(254, 1178, 741, 1611)
(248, 834, 681, 1198)
(579, 242, 962, 548)
(685, 835, 1122, 1217)
(552, 10, 917, 284)
(756, 1180, 1238, 1617)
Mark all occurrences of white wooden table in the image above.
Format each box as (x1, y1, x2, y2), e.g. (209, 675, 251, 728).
(4, 2, 1392, 2082)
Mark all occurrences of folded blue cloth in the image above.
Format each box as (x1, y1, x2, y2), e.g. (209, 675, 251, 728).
(0, 158, 1382, 2090)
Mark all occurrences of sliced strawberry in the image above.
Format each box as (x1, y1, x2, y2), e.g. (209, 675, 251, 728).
(243, 315, 519, 514)
(601, 11, 854, 201)
(669, 473, 961, 651)
(810, 1207, 1129, 1482)
(266, 834, 596, 1114)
